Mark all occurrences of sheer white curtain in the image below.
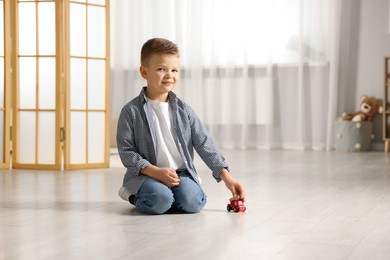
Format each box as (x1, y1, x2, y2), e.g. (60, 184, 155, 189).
(111, 0, 342, 150)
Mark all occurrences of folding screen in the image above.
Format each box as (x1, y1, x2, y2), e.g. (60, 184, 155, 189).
(9, 0, 109, 170)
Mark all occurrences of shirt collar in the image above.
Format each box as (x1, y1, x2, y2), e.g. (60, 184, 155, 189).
(140, 86, 177, 103)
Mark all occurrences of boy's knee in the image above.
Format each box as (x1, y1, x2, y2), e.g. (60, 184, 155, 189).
(176, 193, 207, 213)
(180, 201, 205, 213)
(135, 191, 174, 215)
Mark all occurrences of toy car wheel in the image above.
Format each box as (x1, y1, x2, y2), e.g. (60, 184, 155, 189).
(227, 205, 232, 212)
(233, 207, 239, 213)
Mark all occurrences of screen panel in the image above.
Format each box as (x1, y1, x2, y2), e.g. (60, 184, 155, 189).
(65, 0, 109, 169)
(18, 57, 36, 109)
(88, 111, 104, 163)
(70, 111, 86, 164)
(0, 58, 4, 108)
(88, 0, 105, 5)
(18, 3, 36, 55)
(70, 3, 86, 57)
(18, 111, 36, 163)
(0, 0, 10, 169)
(13, 0, 61, 169)
(0, 111, 4, 166)
(70, 58, 86, 109)
(38, 112, 55, 164)
(0, 2, 4, 57)
(88, 59, 105, 109)
(38, 58, 56, 109)
(38, 2, 55, 55)
(87, 5, 105, 58)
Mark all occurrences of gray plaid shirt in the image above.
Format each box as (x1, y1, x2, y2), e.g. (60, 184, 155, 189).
(117, 87, 229, 195)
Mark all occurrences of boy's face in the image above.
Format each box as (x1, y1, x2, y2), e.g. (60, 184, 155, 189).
(140, 53, 179, 101)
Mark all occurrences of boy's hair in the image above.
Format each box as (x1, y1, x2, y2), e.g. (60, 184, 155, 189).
(140, 38, 179, 66)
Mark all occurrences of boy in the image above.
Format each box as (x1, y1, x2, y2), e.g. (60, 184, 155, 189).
(117, 38, 245, 214)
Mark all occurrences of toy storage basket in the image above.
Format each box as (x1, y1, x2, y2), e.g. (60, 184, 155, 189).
(334, 121, 373, 152)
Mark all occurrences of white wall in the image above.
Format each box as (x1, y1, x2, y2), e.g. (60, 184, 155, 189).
(339, 0, 390, 149)
(356, 0, 390, 98)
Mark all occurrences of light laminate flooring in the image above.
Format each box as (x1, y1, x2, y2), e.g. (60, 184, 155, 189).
(1, 150, 390, 260)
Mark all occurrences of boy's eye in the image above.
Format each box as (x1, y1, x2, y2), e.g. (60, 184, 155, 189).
(172, 69, 178, 73)
(157, 68, 165, 71)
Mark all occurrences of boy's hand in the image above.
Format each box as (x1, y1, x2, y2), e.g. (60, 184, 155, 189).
(157, 168, 180, 187)
(140, 165, 180, 187)
(219, 169, 246, 201)
(224, 180, 245, 201)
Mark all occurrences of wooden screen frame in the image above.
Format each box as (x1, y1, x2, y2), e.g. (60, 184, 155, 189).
(63, 0, 110, 170)
(11, 0, 63, 170)
(0, 0, 11, 169)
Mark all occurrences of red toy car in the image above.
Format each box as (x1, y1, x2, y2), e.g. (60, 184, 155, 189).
(227, 198, 246, 212)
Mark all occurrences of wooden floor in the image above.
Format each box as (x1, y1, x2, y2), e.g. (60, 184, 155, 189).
(1, 150, 390, 260)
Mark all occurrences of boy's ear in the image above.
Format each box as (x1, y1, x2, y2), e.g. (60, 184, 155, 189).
(140, 66, 148, 79)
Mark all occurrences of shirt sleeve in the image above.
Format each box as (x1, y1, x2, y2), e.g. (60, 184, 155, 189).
(116, 106, 151, 173)
(184, 104, 229, 182)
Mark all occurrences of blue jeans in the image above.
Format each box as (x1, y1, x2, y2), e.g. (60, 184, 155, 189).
(134, 171, 207, 214)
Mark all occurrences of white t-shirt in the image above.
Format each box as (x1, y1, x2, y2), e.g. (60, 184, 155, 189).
(148, 99, 185, 170)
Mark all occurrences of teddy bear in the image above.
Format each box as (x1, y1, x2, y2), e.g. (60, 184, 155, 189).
(342, 95, 383, 122)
